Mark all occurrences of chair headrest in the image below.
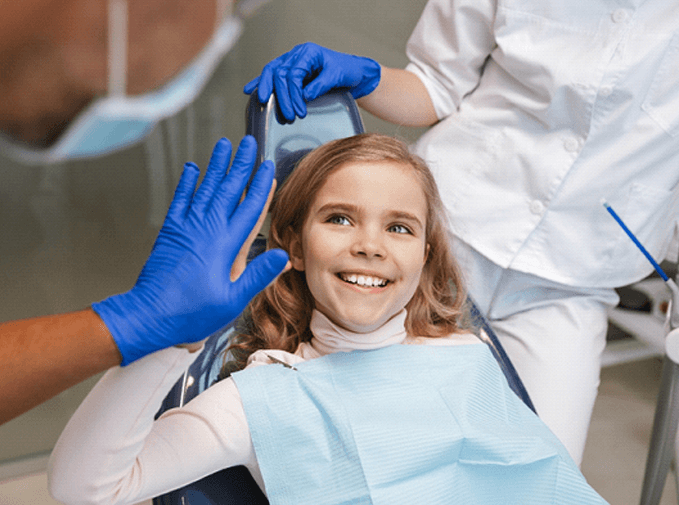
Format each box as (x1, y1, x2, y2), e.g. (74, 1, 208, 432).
(246, 89, 365, 188)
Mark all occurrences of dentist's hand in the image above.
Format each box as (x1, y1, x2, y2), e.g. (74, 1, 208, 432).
(244, 42, 380, 122)
(92, 136, 289, 365)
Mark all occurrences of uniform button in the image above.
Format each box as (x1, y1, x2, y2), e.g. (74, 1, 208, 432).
(599, 86, 613, 97)
(563, 137, 580, 152)
(612, 9, 628, 23)
(530, 200, 545, 215)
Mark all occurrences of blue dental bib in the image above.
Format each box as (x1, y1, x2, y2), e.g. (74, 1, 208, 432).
(232, 344, 607, 504)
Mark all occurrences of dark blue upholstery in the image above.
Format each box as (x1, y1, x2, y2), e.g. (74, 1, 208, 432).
(153, 91, 534, 505)
(468, 301, 536, 413)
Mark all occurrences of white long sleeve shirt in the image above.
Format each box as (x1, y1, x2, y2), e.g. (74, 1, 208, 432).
(48, 310, 480, 505)
(406, 0, 679, 288)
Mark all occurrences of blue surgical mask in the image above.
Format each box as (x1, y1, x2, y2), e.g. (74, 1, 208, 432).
(0, 0, 242, 165)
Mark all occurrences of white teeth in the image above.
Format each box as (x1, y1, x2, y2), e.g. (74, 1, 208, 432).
(340, 273, 388, 287)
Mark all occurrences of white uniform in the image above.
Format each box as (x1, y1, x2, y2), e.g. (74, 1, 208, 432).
(405, 0, 679, 464)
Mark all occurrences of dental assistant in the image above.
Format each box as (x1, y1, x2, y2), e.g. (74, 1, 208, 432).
(0, 136, 289, 426)
(247, 0, 679, 465)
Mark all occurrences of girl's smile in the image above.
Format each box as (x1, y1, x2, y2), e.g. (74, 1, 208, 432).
(337, 272, 389, 288)
(290, 160, 429, 333)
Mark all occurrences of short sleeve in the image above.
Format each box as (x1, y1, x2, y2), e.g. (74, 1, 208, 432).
(405, 0, 498, 119)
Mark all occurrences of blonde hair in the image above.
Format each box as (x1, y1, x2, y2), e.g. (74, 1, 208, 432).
(225, 133, 468, 371)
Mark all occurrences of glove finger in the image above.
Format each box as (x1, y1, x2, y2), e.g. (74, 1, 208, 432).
(228, 248, 289, 308)
(298, 45, 345, 101)
(287, 67, 309, 118)
(303, 66, 347, 101)
(256, 64, 275, 103)
(243, 76, 260, 95)
(273, 67, 298, 122)
(220, 160, 275, 258)
(230, 159, 275, 222)
(255, 51, 290, 103)
(284, 47, 322, 117)
(191, 138, 232, 216)
(215, 136, 260, 220)
(165, 162, 200, 223)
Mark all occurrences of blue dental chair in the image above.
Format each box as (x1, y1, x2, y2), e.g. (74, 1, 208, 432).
(152, 90, 534, 505)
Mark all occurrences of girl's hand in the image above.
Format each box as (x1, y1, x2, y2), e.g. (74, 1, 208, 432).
(230, 179, 277, 282)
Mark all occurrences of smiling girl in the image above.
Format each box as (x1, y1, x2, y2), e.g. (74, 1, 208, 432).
(225, 133, 472, 372)
(49, 133, 606, 505)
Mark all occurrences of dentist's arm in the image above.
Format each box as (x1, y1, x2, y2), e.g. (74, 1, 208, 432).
(244, 42, 437, 127)
(0, 309, 121, 425)
(0, 136, 289, 426)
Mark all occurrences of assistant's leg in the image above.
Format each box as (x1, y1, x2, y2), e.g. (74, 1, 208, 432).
(489, 294, 614, 466)
(450, 239, 618, 465)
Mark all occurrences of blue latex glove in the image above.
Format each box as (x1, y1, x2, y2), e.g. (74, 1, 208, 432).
(92, 136, 289, 365)
(244, 42, 380, 122)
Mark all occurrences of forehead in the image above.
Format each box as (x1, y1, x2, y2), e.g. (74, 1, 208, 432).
(311, 160, 428, 216)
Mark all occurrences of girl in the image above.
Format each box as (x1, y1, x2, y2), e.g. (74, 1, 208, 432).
(48, 133, 605, 504)
(224, 132, 470, 372)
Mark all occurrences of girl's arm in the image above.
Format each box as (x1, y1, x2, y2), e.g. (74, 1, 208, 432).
(48, 347, 257, 505)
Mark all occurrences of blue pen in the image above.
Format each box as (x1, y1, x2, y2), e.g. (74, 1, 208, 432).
(603, 200, 669, 281)
(603, 199, 679, 329)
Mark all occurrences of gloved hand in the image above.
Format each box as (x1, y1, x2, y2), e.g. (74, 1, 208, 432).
(92, 136, 289, 365)
(244, 42, 380, 122)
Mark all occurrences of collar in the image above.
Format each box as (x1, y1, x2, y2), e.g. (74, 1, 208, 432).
(309, 309, 408, 356)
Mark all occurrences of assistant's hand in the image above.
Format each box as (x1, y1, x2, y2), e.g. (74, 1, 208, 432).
(92, 136, 289, 365)
(244, 42, 380, 122)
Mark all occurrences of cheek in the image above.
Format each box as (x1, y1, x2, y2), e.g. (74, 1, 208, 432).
(409, 242, 429, 275)
(403, 245, 428, 292)
(408, 265, 426, 294)
(404, 261, 428, 307)
(301, 228, 334, 269)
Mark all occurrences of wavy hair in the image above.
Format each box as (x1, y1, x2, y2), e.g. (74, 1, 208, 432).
(224, 133, 468, 371)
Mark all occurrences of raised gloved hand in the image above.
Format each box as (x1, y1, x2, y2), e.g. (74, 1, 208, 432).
(92, 136, 289, 365)
(244, 42, 380, 122)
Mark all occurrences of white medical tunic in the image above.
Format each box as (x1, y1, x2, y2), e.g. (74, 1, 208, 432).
(406, 0, 679, 288)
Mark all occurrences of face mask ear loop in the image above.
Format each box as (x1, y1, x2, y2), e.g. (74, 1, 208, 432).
(108, 0, 128, 97)
(186, 105, 196, 163)
(216, 0, 232, 30)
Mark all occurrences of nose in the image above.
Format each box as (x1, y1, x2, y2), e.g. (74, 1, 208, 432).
(350, 226, 386, 259)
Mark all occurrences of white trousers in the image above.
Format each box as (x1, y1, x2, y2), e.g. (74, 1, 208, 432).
(455, 242, 619, 466)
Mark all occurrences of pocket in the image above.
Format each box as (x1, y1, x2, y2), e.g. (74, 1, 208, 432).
(641, 33, 679, 137)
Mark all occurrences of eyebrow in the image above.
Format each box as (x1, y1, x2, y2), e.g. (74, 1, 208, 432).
(316, 202, 425, 230)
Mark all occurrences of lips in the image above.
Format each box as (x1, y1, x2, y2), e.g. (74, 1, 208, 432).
(337, 272, 389, 288)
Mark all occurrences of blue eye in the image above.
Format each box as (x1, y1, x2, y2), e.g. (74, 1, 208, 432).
(328, 215, 351, 226)
(389, 224, 412, 234)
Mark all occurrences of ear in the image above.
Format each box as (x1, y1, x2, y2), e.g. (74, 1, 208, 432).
(288, 228, 305, 271)
(424, 243, 430, 264)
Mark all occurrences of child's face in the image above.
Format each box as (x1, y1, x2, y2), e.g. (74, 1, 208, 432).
(290, 160, 429, 333)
